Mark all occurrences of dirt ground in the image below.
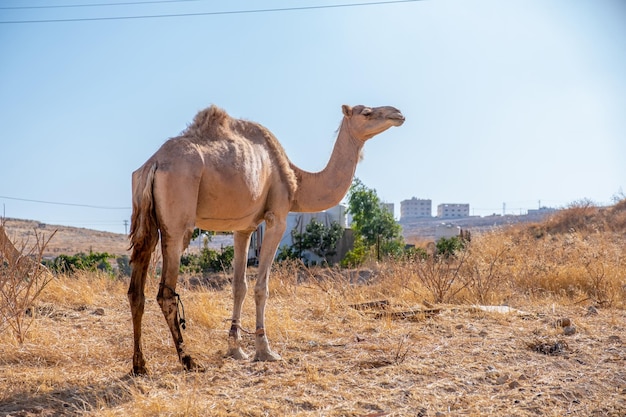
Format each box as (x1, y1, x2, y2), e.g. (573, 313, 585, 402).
(1, 272, 624, 417)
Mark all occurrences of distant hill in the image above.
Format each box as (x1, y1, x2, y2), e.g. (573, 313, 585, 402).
(2, 218, 130, 258)
(400, 211, 555, 243)
(401, 199, 626, 243)
(2, 217, 235, 259)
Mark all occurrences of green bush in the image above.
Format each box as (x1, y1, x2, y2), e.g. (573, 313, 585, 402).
(180, 246, 234, 274)
(46, 251, 113, 275)
(435, 236, 466, 258)
(276, 245, 299, 263)
(340, 235, 369, 268)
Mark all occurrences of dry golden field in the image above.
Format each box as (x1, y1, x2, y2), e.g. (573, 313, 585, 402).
(1, 202, 625, 416)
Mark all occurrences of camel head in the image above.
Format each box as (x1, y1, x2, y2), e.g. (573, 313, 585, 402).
(341, 104, 405, 141)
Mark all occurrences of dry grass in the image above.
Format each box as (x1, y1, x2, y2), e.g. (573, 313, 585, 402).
(1, 204, 626, 416)
(1, 262, 625, 416)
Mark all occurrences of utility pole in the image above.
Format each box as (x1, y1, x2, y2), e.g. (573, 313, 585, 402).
(502, 202, 506, 216)
(123, 219, 129, 235)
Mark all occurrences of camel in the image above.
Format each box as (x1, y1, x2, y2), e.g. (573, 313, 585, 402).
(128, 104, 404, 374)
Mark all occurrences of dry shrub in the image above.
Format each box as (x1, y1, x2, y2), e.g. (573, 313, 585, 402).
(0, 222, 55, 343)
(461, 231, 513, 305)
(401, 250, 469, 304)
(269, 259, 301, 297)
(508, 227, 625, 307)
(545, 198, 601, 233)
(538, 198, 626, 235)
(364, 199, 626, 308)
(41, 270, 127, 308)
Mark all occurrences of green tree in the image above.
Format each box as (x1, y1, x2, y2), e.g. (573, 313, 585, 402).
(347, 178, 403, 262)
(435, 236, 466, 259)
(291, 219, 344, 265)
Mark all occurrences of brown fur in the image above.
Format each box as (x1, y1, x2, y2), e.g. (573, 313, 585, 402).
(182, 105, 297, 201)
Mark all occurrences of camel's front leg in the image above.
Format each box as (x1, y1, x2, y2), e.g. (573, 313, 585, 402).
(226, 231, 252, 360)
(253, 212, 285, 362)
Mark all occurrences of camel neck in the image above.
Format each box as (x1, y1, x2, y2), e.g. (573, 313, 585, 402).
(289, 119, 363, 213)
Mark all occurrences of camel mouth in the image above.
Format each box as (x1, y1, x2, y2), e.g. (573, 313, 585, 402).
(389, 113, 405, 126)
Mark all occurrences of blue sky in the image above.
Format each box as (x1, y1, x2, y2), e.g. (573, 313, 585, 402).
(1, 0, 625, 234)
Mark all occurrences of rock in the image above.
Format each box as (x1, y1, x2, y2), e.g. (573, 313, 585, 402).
(555, 317, 571, 327)
(563, 325, 576, 335)
(509, 380, 521, 389)
(486, 366, 501, 379)
(586, 306, 598, 316)
(495, 374, 510, 385)
(93, 308, 105, 316)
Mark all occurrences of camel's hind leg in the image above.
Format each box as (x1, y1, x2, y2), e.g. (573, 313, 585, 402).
(153, 170, 205, 372)
(128, 235, 157, 375)
(157, 226, 206, 372)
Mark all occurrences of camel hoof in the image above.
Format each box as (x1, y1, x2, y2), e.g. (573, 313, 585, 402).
(182, 355, 205, 372)
(131, 365, 148, 376)
(253, 350, 282, 362)
(225, 347, 249, 360)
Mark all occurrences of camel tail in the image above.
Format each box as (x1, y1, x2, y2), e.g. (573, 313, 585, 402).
(129, 162, 159, 266)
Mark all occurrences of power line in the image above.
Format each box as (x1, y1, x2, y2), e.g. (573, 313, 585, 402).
(0, 195, 130, 210)
(0, 0, 423, 24)
(0, 0, 205, 10)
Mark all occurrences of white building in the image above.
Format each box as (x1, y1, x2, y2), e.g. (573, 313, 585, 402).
(250, 204, 348, 264)
(400, 197, 432, 220)
(437, 203, 470, 218)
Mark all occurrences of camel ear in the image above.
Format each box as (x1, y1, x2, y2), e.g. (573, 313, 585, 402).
(342, 105, 352, 117)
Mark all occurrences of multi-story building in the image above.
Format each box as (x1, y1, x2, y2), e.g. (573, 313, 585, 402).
(437, 203, 470, 218)
(400, 198, 432, 221)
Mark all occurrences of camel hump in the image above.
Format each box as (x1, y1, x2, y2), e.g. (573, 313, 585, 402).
(183, 105, 230, 138)
(181, 104, 297, 201)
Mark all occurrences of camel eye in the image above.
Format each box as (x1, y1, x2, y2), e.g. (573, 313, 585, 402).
(362, 108, 372, 116)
